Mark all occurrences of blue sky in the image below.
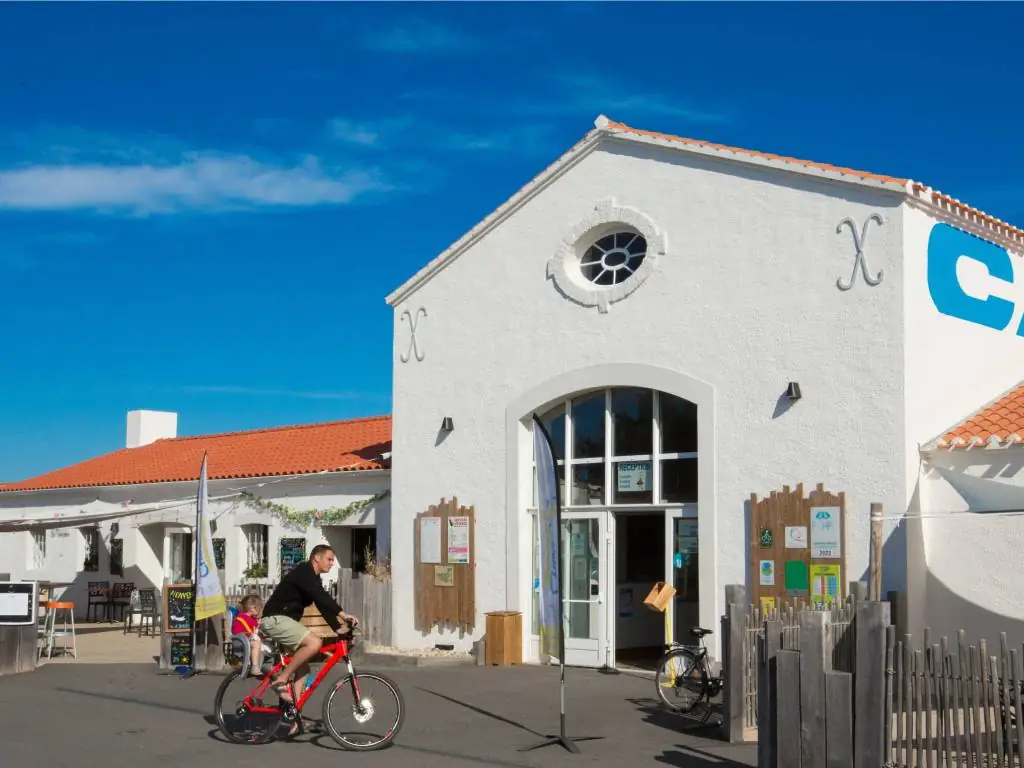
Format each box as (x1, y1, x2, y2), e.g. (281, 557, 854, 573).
(1, 2, 1022, 480)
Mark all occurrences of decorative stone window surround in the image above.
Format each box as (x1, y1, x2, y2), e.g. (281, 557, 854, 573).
(547, 198, 667, 313)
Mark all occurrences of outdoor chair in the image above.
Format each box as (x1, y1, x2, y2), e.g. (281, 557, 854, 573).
(108, 582, 134, 623)
(124, 588, 159, 636)
(86, 581, 109, 622)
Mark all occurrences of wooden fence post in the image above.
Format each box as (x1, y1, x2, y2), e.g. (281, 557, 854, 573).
(849, 581, 867, 604)
(775, 649, 802, 768)
(800, 610, 831, 768)
(853, 600, 890, 768)
(825, 671, 854, 768)
(868, 504, 883, 602)
(725, 583, 747, 607)
(759, 618, 784, 768)
(723, 600, 746, 743)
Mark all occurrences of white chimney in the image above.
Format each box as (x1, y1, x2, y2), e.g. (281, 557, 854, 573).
(126, 410, 178, 448)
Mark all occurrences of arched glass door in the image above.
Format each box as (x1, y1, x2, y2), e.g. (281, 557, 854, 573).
(529, 386, 698, 669)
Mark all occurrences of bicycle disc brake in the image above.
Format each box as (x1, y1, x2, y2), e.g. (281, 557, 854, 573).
(352, 698, 375, 724)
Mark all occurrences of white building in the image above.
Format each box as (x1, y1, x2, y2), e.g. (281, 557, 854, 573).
(917, 386, 1024, 646)
(0, 410, 391, 616)
(386, 115, 1024, 667)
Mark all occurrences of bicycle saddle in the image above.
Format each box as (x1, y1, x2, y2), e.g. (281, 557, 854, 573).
(690, 627, 714, 638)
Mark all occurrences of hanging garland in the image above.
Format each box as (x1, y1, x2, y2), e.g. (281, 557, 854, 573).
(237, 489, 390, 529)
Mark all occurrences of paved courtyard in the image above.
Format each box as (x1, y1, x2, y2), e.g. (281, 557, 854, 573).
(0, 659, 756, 767)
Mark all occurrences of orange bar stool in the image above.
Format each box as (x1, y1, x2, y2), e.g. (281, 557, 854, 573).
(45, 601, 77, 660)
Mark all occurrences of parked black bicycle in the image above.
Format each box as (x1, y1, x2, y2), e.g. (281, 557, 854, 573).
(654, 626, 723, 723)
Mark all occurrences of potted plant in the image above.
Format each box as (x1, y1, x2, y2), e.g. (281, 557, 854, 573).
(242, 562, 268, 585)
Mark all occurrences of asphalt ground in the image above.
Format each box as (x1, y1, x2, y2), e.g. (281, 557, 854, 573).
(0, 661, 757, 767)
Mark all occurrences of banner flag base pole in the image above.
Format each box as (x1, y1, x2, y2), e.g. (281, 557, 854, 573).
(517, 662, 603, 755)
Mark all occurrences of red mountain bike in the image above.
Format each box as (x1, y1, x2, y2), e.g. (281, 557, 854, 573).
(214, 627, 404, 750)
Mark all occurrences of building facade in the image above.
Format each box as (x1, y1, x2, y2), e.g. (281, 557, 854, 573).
(386, 115, 1024, 667)
(0, 410, 391, 616)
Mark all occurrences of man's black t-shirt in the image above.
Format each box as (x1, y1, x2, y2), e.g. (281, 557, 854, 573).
(263, 562, 345, 632)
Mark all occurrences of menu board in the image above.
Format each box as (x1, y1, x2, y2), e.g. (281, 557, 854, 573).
(164, 582, 195, 633)
(280, 538, 306, 578)
(170, 635, 193, 668)
(0, 581, 36, 626)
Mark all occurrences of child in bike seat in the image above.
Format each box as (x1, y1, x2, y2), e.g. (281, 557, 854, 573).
(232, 595, 264, 676)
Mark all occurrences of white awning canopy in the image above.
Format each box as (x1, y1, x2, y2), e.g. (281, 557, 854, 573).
(0, 499, 196, 533)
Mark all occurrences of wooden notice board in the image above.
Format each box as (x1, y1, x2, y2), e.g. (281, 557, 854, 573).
(163, 582, 195, 634)
(748, 483, 847, 614)
(414, 498, 476, 633)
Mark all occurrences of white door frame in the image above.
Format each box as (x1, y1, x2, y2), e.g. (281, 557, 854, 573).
(560, 508, 611, 668)
(666, 506, 699, 647)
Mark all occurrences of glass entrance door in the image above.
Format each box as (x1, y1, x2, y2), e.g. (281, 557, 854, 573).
(561, 511, 610, 668)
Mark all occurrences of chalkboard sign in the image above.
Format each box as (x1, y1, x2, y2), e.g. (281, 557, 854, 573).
(170, 635, 193, 667)
(280, 538, 306, 578)
(164, 582, 195, 633)
(0, 581, 37, 626)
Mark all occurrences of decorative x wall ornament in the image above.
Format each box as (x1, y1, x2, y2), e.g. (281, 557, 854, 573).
(399, 306, 427, 363)
(836, 213, 885, 291)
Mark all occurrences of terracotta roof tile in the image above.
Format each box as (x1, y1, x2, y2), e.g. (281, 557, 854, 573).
(0, 415, 391, 492)
(603, 119, 908, 187)
(934, 384, 1024, 449)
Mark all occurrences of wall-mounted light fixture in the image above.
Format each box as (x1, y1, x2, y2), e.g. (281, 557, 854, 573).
(440, 416, 454, 433)
(785, 382, 803, 401)
(110, 522, 120, 537)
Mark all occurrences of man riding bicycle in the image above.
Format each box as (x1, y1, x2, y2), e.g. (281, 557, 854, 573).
(260, 544, 359, 711)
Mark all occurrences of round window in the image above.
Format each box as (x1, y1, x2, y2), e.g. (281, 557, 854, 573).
(579, 231, 648, 287)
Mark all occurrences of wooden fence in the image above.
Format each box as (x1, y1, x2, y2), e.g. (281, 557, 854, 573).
(887, 628, 1024, 767)
(724, 580, 1024, 767)
(756, 599, 890, 768)
(225, 568, 392, 647)
(721, 583, 857, 743)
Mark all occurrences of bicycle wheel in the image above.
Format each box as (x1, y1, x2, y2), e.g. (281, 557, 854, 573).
(213, 669, 287, 744)
(322, 671, 405, 751)
(655, 648, 708, 714)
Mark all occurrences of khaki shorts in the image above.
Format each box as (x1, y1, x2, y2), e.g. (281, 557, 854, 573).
(260, 615, 311, 653)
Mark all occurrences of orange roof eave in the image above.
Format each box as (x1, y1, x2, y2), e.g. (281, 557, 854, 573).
(0, 415, 393, 494)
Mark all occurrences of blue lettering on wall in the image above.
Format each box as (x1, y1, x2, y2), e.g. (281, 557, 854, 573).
(927, 222, 1016, 332)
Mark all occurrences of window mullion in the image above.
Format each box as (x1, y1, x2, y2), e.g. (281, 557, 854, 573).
(653, 390, 662, 504)
(565, 398, 573, 505)
(604, 389, 613, 506)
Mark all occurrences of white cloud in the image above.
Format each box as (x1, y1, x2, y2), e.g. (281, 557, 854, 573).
(544, 74, 734, 125)
(398, 73, 735, 126)
(329, 119, 381, 146)
(326, 116, 550, 156)
(183, 385, 387, 401)
(0, 153, 389, 214)
(358, 18, 477, 54)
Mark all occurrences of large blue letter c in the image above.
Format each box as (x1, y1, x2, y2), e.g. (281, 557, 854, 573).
(927, 223, 1015, 332)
